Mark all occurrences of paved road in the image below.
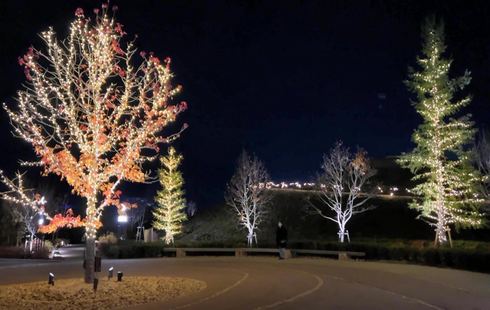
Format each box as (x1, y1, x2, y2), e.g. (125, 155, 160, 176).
(0, 253, 489, 309)
(54, 244, 85, 259)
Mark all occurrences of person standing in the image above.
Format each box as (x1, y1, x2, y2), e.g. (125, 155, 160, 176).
(276, 221, 288, 259)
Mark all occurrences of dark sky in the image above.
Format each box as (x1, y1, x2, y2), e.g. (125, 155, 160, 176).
(1, 0, 490, 207)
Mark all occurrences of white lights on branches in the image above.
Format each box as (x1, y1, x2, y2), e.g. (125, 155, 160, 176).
(2, 5, 187, 243)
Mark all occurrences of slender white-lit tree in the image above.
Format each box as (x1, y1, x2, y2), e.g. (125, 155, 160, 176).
(14, 203, 39, 252)
(0, 171, 49, 252)
(3, 4, 186, 282)
(310, 142, 375, 243)
(225, 151, 271, 247)
(153, 147, 187, 244)
(398, 18, 483, 246)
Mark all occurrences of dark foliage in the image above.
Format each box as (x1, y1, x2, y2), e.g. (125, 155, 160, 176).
(289, 239, 490, 273)
(0, 246, 50, 259)
(100, 241, 165, 259)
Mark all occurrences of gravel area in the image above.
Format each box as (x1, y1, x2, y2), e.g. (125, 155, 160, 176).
(0, 276, 206, 309)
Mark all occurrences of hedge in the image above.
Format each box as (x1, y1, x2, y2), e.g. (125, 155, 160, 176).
(0, 246, 50, 259)
(100, 242, 165, 259)
(99, 239, 490, 273)
(288, 240, 490, 273)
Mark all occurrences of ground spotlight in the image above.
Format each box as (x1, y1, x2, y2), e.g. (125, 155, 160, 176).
(48, 272, 54, 286)
(117, 271, 123, 282)
(108, 266, 114, 280)
(93, 278, 99, 292)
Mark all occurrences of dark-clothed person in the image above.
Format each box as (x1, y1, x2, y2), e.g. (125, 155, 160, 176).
(276, 222, 288, 259)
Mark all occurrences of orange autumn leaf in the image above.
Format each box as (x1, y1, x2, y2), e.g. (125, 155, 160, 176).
(38, 213, 102, 234)
(5, 5, 187, 243)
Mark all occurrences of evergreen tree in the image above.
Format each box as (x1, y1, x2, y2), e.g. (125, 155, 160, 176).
(153, 147, 187, 244)
(398, 18, 483, 246)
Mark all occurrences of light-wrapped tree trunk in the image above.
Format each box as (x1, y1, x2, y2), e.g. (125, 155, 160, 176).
(0, 171, 48, 252)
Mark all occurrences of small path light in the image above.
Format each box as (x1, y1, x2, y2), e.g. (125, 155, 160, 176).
(93, 278, 99, 293)
(117, 271, 123, 282)
(108, 266, 114, 280)
(48, 273, 54, 286)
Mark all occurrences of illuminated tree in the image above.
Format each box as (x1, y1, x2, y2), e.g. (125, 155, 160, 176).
(13, 204, 39, 252)
(398, 18, 483, 246)
(475, 132, 490, 198)
(225, 151, 271, 247)
(152, 147, 187, 244)
(0, 171, 49, 251)
(310, 142, 376, 243)
(3, 4, 186, 282)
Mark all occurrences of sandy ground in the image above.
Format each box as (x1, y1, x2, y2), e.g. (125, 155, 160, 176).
(0, 276, 206, 310)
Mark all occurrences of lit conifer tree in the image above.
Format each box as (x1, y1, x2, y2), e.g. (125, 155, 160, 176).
(398, 18, 483, 246)
(153, 147, 187, 244)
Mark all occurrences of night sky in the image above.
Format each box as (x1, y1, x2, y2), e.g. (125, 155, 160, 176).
(1, 0, 490, 208)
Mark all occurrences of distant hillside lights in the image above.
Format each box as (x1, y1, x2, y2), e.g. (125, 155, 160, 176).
(258, 181, 318, 190)
(259, 181, 412, 197)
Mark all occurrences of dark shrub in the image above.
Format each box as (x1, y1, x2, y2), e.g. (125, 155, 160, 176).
(310, 240, 490, 273)
(142, 243, 164, 257)
(31, 247, 50, 259)
(105, 245, 120, 258)
(0, 246, 50, 259)
(0, 246, 26, 258)
(100, 242, 165, 258)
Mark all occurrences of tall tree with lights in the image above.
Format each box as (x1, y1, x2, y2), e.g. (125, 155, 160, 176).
(225, 151, 271, 247)
(152, 147, 187, 244)
(398, 18, 483, 246)
(3, 4, 187, 282)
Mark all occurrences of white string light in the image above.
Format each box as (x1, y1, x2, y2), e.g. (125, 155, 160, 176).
(3, 4, 186, 240)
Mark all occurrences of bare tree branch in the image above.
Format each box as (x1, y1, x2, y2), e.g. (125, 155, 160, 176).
(225, 151, 271, 247)
(310, 141, 376, 243)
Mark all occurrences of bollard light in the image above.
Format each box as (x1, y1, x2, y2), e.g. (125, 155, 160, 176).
(93, 278, 99, 293)
(117, 271, 123, 282)
(48, 272, 55, 286)
(108, 266, 114, 280)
